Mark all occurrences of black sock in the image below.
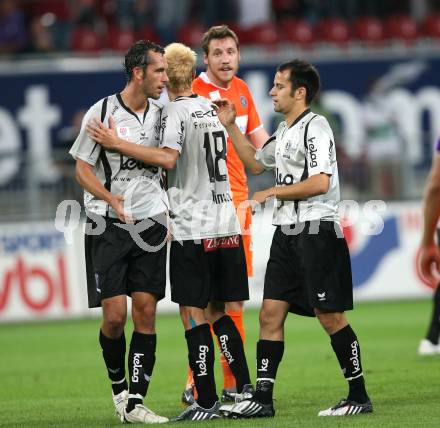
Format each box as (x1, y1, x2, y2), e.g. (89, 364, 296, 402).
(99, 330, 128, 395)
(212, 315, 251, 392)
(254, 340, 284, 404)
(426, 285, 440, 344)
(185, 323, 218, 409)
(127, 332, 157, 412)
(330, 325, 369, 403)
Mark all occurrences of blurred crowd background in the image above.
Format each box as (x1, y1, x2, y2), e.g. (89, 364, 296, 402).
(2, 0, 440, 55)
(1, 0, 440, 222)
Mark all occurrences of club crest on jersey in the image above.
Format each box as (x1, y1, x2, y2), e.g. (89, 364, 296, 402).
(240, 95, 247, 107)
(117, 126, 130, 138)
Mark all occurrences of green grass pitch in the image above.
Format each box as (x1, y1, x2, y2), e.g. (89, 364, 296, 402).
(1, 299, 440, 427)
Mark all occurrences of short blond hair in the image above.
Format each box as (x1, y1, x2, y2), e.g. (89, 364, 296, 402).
(164, 43, 197, 92)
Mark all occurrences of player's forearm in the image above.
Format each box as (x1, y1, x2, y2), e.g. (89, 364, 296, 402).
(114, 140, 176, 170)
(75, 162, 113, 204)
(421, 181, 440, 246)
(225, 123, 264, 174)
(270, 174, 330, 201)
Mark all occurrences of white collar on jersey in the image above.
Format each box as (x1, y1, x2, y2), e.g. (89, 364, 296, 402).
(199, 71, 232, 91)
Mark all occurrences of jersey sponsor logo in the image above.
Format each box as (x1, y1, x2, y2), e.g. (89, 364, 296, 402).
(196, 345, 209, 377)
(194, 120, 221, 130)
(276, 167, 294, 185)
(111, 105, 119, 115)
(119, 155, 159, 173)
(159, 116, 168, 140)
(308, 137, 318, 167)
(191, 109, 218, 119)
(202, 235, 240, 252)
(131, 352, 144, 382)
(177, 121, 184, 146)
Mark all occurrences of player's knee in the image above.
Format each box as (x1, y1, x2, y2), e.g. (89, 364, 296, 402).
(103, 312, 126, 335)
(135, 302, 157, 321)
(259, 306, 279, 331)
(315, 310, 346, 334)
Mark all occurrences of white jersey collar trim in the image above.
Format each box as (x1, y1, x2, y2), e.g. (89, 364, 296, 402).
(199, 72, 232, 91)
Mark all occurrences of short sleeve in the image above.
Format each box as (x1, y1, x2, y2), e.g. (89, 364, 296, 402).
(255, 136, 276, 170)
(69, 102, 103, 166)
(160, 104, 186, 153)
(306, 119, 334, 177)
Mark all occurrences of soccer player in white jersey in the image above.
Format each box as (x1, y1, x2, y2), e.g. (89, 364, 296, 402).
(70, 40, 169, 424)
(215, 59, 373, 418)
(87, 42, 253, 422)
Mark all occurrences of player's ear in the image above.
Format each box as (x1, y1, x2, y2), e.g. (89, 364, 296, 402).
(203, 53, 208, 66)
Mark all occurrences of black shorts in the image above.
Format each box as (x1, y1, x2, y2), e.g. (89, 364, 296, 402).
(85, 215, 167, 308)
(170, 235, 249, 309)
(264, 221, 353, 317)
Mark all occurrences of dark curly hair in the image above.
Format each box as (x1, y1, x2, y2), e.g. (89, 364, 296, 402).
(123, 40, 165, 81)
(277, 59, 321, 105)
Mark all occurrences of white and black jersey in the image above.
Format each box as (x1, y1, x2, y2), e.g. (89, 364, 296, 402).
(256, 109, 340, 225)
(69, 94, 168, 220)
(160, 94, 240, 240)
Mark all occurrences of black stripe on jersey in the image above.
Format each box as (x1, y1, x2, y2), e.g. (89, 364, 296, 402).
(175, 94, 198, 101)
(89, 97, 108, 158)
(261, 135, 276, 150)
(100, 152, 112, 191)
(98, 97, 112, 215)
(288, 108, 311, 129)
(116, 93, 149, 125)
(294, 114, 317, 212)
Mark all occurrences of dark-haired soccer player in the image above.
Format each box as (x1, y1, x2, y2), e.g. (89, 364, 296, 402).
(215, 59, 373, 418)
(70, 40, 169, 424)
(87, 42, 253, 422)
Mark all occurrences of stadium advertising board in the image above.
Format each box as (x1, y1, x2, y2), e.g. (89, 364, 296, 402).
(0, 202, 431, 322)
(0, 223, 87, 322)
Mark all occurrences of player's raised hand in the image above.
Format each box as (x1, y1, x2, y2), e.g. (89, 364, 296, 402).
(419, 242, 440, 286)
(109, 194, 134, 224)
(251, 189, 273, 205)
(86, 117, 121, 151)
(213, 98, 236, 127)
